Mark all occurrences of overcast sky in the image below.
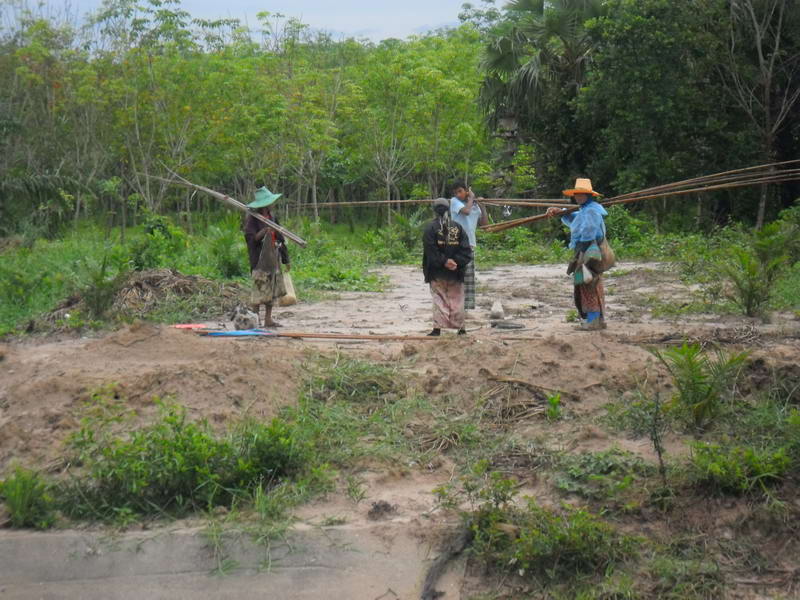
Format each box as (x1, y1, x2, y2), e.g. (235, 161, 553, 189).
(66, 0, 469, 41)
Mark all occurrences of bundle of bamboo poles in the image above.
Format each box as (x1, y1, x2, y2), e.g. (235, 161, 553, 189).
(295, 198, 573, 209)
(481, 160, 800, 233)
(146, 170, 308, 247)
(486, 160, 800, 233)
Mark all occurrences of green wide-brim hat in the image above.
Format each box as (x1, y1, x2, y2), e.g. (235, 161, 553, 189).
(247, 186, 282, 209)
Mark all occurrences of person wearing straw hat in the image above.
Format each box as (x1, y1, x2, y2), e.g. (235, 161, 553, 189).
(423, 198, 474, 336)
(546, 178, 609, 331)
(243, 186, 290, 328)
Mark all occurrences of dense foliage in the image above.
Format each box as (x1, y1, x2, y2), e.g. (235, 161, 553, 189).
(2, 0, 799, 239)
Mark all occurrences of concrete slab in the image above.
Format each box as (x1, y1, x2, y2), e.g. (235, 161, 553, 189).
(0, 524, 438, 600)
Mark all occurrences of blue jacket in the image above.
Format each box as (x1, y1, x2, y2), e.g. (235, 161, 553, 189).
(561, 200, 608, 249)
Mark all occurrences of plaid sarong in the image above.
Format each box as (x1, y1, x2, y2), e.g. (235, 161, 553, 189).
(463, 260, 476, 310)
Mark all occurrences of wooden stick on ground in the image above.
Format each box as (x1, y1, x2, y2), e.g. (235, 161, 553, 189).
(147, 171, 308, 247)
(478, 367, 578, 401)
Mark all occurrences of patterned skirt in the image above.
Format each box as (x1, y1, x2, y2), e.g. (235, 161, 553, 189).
(250, 243, 286, 307)
(574, 276, 605, 319)
(430, 279, 466, 329)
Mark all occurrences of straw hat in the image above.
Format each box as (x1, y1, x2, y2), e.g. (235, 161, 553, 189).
(562, 178, 602, 197)
(247, 186, 282, 209)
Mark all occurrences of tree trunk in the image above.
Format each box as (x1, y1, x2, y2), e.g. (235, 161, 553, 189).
(756, 184, 768, 230)
(386, 181, 392, 226)
(311, 173, 319, 223)
(120, 193, 127, 244)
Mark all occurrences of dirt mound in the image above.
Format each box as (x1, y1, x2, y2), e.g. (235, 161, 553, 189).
(0, 324, 305, 470)
(46, 268, 243, 323)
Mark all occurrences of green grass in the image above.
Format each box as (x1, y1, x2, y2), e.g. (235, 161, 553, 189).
(435, 462, 638, 586)
(3, 208, 799, 336)
(62, 399, 314, 519)
(0, 466, 55, 529)
(0, 216, 386, 335)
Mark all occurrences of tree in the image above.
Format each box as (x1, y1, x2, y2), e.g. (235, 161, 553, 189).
(720, 0, 800, 228)
(577, 0, 757, 229)
(479, 0, 605, 192)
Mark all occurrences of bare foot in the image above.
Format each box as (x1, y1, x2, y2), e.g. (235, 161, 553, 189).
(264, 320, 282, 328)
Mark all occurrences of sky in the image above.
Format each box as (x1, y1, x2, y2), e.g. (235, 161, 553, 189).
(68, 0, 470, 41)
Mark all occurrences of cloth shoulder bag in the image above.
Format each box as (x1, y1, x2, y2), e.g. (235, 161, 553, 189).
(599, 238, 616, 272)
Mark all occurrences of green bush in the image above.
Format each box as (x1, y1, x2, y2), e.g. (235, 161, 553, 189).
(64, 401, 311, 518)
(722, 222, 795, 317)
(306, 355, 401, 403)
(361, 209, 426, 264)
(78, 251, 129, 319)
(0, 466, 55, 529)
(604, 205, 653, 245)
(652, 343, 747, 432)
(690, 443, 790, 495)
(494, 499, 637, 581)
(435, 462, 636, 582)
(556, 448, 650, 501)
(130, 214, 188, 271)
(207, 223, 248, 278)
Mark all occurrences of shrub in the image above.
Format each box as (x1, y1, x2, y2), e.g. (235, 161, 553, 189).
(652, 343, 747, 432)
(207, 224, 247, 278)
(360, 208, 426, 264)
(306, 355, 401, 403)
(63, 401, 311, 518)
(555, 448, 650, 502)
(0, 466, 55, 529)
(604, 205, 652, 246)
(78, 251, 129, 319)
(690, 443, 790, 495)
(722, 222, 794, 318)
(130, 214, 188, 271)
(0, 263, 48, 309)
(435, 462, 637, 582)
(494, 499, 637, 581)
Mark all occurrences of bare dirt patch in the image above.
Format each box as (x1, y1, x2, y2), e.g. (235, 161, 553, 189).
(2, 263, 800, 598)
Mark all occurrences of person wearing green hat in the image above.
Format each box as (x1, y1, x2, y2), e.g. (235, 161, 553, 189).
(243, 186, 290, 328)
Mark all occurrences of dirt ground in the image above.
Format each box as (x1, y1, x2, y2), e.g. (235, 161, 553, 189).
(1, 262, 800, 599)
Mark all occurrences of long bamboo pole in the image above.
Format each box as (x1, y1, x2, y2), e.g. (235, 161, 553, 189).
(147, 172, 308, 247)
(199, 330, 549, 342)
(482, 169, 800, 233)
(609, 158, 800, 203)
(294, 198, 572, 209)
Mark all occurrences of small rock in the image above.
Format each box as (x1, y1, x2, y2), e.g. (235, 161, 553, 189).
(490, 300, 505, 320)
(367, 500, 397, 520)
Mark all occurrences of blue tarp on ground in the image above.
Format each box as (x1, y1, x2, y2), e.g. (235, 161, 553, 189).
(203, 329, 276, 337)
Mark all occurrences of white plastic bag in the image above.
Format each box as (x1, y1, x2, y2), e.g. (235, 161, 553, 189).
(580, 264, 594, 284)
(279, 273, 298, 306)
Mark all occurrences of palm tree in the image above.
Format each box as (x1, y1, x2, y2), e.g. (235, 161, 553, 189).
(480, 0, 604, 131)
(478, 0, 604, 192)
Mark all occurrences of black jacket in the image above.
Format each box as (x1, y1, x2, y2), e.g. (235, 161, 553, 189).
(422, 217, 473, 283)
(244, 213, 290, 272)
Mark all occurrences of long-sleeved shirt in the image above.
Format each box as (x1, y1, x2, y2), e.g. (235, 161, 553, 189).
(422, 217, 473, 283)
(561, 200, 608, 249)
(449, 197, 482, 248)
(244, 212, 289, 272)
